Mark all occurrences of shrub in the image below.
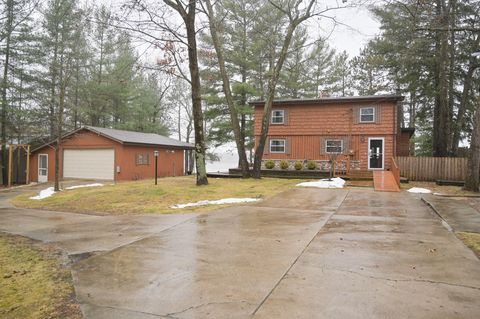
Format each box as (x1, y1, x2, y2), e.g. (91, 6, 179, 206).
(265, 160, 275, 169)
(307, 160, 317, 170)
(294, 161, 303, 170)
(280, 160, 289, 170)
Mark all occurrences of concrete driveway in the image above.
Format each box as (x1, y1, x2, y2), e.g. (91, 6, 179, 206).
(1, 186, 479, 318)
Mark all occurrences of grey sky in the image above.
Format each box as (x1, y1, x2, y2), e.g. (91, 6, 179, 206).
(324, 5, 380, 56)
(96, 0, 380, 57)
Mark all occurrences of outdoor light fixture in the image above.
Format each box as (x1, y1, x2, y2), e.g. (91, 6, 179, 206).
(154, 150, 159, 185)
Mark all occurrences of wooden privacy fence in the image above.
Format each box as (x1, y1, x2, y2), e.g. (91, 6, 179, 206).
(395, 156, 468, 182)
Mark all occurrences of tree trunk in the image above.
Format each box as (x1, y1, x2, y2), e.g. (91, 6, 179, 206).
(180, 1, 208, 185)
(451, 38, 479, 154)
(205, 0, 250, 178)
(433, 0, 450, 157)
(253, 22, 298, 178)
(446, 0, 456, 154)
(465, 99, 480, 192)
(54, 56, 67, 192)
(1, 0, 13, 186)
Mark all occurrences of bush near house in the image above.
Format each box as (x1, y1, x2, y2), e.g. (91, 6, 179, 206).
(307, 160, 317, 170)
(265, 160, 275, 169)
(280, 160, 289, 170)
(294, 161, 303, 170)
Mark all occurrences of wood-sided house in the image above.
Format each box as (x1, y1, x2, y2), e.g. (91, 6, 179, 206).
(251, 95, 414, 173)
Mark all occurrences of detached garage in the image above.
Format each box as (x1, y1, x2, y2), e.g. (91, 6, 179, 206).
(29, 126, 195, 182)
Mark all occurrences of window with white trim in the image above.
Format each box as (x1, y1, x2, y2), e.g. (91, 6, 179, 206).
(360, 107, 375, 123)
(136, 153, 150, 165)
(270, 139, 286, 153)
(325, 140, 343, 154)
(271, 110, 285, 124)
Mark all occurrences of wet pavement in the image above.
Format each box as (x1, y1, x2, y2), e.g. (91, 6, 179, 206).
(1, 186, 479, 318)
(422, 195, 480, 233)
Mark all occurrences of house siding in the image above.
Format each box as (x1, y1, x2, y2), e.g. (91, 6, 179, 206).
(397, 131, 413, 156)
(254, 101, 400, 170)
(29, 129, 185, 182)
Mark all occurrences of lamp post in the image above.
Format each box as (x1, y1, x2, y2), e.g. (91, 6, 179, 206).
(154, 150, 159, 185)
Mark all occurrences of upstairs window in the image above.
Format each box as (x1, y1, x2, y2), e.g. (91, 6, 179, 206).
(271, 110, 285, 124)
(325, 140, 343, 154)
(136, 153, 150, 165)
(270, 139, 286, 153)
(360, 107, 375, 123)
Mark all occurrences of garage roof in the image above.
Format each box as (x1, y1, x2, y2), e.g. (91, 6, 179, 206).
(86, 126, 195, 149)
(32, 126, 195, 153)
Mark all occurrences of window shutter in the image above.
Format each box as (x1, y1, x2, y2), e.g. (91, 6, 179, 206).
(342, 137, 350, 154)
(353, 107, 360, 124)
(264, 138, 270, 155)
(375, 105, 382, 123)
(286, 137, 291, 154)
(320, 137, 326, 155)
(284, 109, 289, 125)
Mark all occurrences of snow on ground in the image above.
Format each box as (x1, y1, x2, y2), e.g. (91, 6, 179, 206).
(30, 187, 56, 200)
(171, 198, 260, 209)
(65, 183, 104, 190)
(296, 177, 345, 189)
(407, 187, 432, 194)
(30, 183, 105, 200)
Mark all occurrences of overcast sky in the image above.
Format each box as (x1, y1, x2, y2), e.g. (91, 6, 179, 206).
(98, 0, 380, 57)
(322, 5, 380, 56)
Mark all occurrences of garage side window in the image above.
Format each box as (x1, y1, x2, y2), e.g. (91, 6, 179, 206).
(136, 153, 150, 165)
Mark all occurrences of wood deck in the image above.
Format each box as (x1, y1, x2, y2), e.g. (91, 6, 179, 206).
(373, 171, 400, 192)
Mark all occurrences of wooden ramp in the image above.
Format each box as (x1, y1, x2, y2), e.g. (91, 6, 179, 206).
(373, 171, 400, 192)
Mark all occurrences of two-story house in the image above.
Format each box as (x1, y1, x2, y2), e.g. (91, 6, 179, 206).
(251, 95, 413, 173)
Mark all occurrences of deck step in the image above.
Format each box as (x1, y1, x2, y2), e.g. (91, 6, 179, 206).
(348, 171, 373, 180)
(373, 171, 400, 192)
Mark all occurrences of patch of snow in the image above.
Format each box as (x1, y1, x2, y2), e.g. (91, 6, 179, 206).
(65, 183, 104, 190)
(407, 187, 432, 194)
(30, 187, 56, 200)
(296, 177, 345, 189)
(171, 197, 260, 209)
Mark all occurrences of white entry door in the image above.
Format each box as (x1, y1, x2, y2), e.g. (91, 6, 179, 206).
(38, 154, 48, 183)
(63, 149, 114, 180)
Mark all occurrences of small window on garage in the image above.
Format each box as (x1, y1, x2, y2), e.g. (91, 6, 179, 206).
(325, 140, 343, 154)
(136, 153, 150, 165)
(270, 139, 286, 153)
(360, 107, 375, 123)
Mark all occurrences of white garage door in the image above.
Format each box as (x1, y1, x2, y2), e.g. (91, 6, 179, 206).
(63, 149, 114, 180)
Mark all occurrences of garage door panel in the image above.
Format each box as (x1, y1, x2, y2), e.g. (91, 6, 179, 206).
(64, 149, 114, 180)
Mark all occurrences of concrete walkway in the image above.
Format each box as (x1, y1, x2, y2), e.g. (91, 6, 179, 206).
(422, 195, 480, 233)
(0, 187, 479, 318)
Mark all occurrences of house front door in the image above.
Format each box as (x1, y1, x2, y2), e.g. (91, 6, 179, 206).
(38, 154, 48, 183)
(368, 138, 384, 170)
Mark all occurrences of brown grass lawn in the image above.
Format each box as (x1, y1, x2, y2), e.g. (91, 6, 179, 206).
(0, 233, 81, 319)
(12, 176, 303, 215)
(456, 232, 480, 258)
